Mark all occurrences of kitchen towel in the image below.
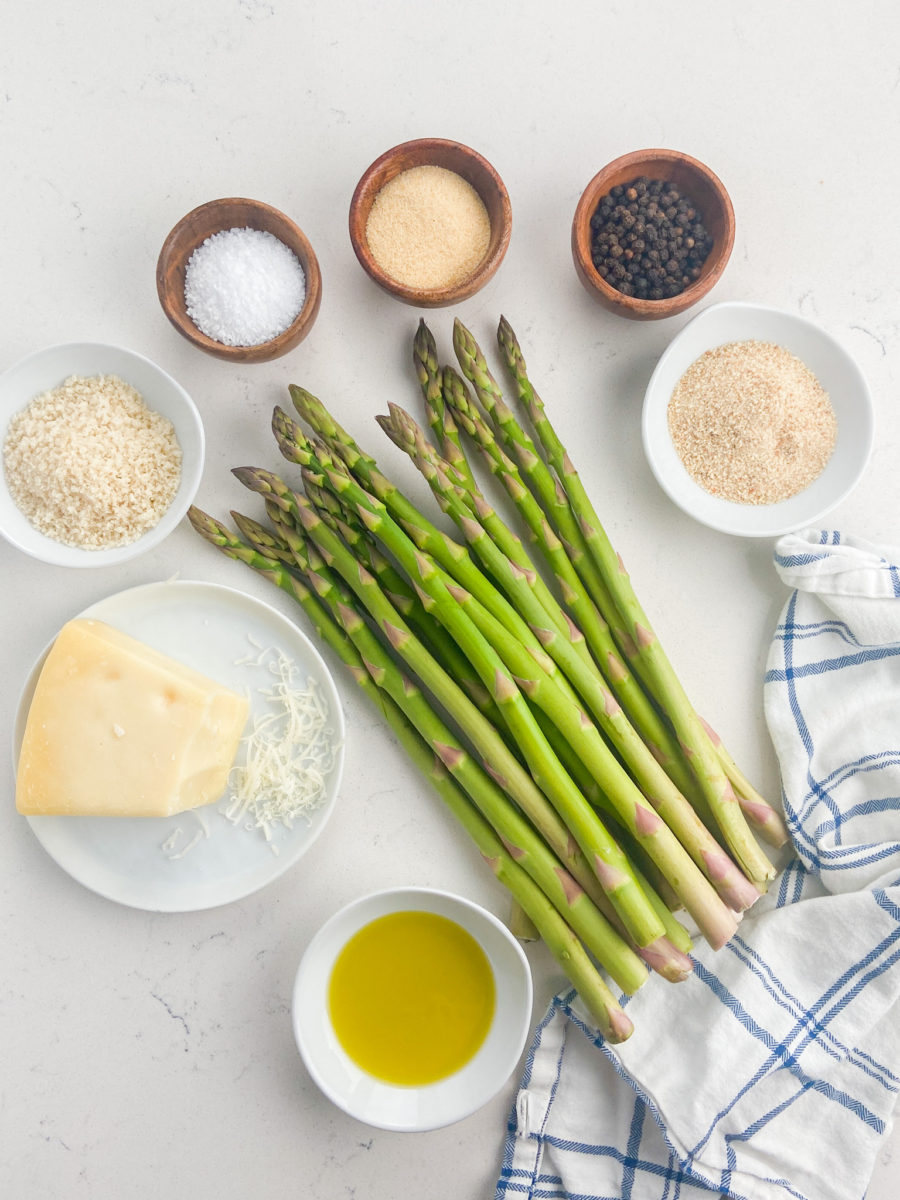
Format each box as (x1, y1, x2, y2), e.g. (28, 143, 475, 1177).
(496, 530, 900, 1200)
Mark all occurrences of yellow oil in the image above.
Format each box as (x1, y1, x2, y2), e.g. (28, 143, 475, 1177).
(327, 910, 496, 1086)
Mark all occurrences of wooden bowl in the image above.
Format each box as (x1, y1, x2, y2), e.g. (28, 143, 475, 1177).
(572, 149, 735, 321)
(156, 197, 322, 362)
(348, 138, 512, 308)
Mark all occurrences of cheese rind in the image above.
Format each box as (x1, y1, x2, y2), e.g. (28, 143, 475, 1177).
(16, 619, 249, 817)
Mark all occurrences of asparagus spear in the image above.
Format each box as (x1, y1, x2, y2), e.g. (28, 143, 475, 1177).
(379, 401, 576, 645)
(235, 463, 664, 949)
(495, 316, 779, 886)
(277, 391, 748, 933)
(453, 318, 618, 625)
(440, 362, 699, 801)
(276, 408, 593, 735)
(188, 507, 634, 1039)
(297, 475, 502, 724)
(411, 331, 577, 639)
(472, 327, 782, 856)
(412, 318, 476, 492)
(204, 499, 577, 887)
(380, 403, 757, 916)
(508, 901, 539, 942)
(369, 398, 729, 921)
(275, 404, 560, 664)
(414, 557, 738, 948)
(300, 512, 690, 983)
(528, 704, 693, 973)
(289, 483, 693, 978)
(700, 717, 790, 848)
(291, 497, 691, 976)
(295, 533, 648, 995)
(291, 477, 694, 976)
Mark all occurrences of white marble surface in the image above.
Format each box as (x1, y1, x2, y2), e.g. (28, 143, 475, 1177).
(2, 2, 900, 1197)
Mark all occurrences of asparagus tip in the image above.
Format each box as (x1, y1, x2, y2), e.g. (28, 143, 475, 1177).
(187, 505, 215, 537)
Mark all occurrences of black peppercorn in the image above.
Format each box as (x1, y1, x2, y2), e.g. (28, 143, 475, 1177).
(588, 176, 713, 301)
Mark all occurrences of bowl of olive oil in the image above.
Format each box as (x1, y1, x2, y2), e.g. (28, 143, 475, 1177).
(292, 887, 533, 1131)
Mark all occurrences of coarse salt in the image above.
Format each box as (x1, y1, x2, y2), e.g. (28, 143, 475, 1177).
(184, 226, 307, 347)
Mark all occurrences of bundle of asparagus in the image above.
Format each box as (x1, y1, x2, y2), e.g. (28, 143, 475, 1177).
(189, 317, 788, 1041)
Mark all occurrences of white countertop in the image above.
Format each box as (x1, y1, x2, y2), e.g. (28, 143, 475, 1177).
(3, 2, 900, 1197)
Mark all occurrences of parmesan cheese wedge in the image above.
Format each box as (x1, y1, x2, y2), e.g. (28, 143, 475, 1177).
(16, 619, 249, 818)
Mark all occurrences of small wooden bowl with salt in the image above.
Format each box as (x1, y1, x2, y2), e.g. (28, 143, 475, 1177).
(349, 138, 512, 308)
(156, 198, 322, 363)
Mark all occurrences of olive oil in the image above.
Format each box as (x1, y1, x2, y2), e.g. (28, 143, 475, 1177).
(328, 910, 496, 1085)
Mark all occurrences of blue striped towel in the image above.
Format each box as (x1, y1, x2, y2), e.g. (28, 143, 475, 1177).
(497, 530, 900, 1200)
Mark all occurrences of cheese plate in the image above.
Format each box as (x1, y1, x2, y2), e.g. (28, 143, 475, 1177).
(12, 580, 345, 912)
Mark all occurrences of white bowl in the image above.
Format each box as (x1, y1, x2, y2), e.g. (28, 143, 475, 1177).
(0, 342, 204, 565)
(292, 887, 532, 1132)
(642, 302, 874, 537)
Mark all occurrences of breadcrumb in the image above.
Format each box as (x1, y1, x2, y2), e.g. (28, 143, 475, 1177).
(3, 373, 182, 548)
(366, 165, 491, 290)
(667, 341, 837, 505)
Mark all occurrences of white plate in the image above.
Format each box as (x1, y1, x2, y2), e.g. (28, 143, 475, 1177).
(0, 342, 205, 567)
(642, 301, 875, 537)
(12, 580, 345, 912)
(292, 887, 533, 1132)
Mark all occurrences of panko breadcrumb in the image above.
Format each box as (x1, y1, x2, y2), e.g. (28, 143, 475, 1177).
(3, 373, 182, 549)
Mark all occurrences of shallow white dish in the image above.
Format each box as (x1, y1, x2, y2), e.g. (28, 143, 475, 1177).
(642, 301, 874, 537)
(292, 887, 532, 1132)
(0, 342, 204, 565)
(12, 580, 345, 912)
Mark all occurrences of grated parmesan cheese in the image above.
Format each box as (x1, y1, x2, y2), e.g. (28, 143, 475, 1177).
(165, 829, 205, 860)
(161, 828, 182, 854)
(222, 647, 338, 840)
(3, 374, 182, 549)
(159, 644, 338, 864)
(161, 809, 211, 861)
